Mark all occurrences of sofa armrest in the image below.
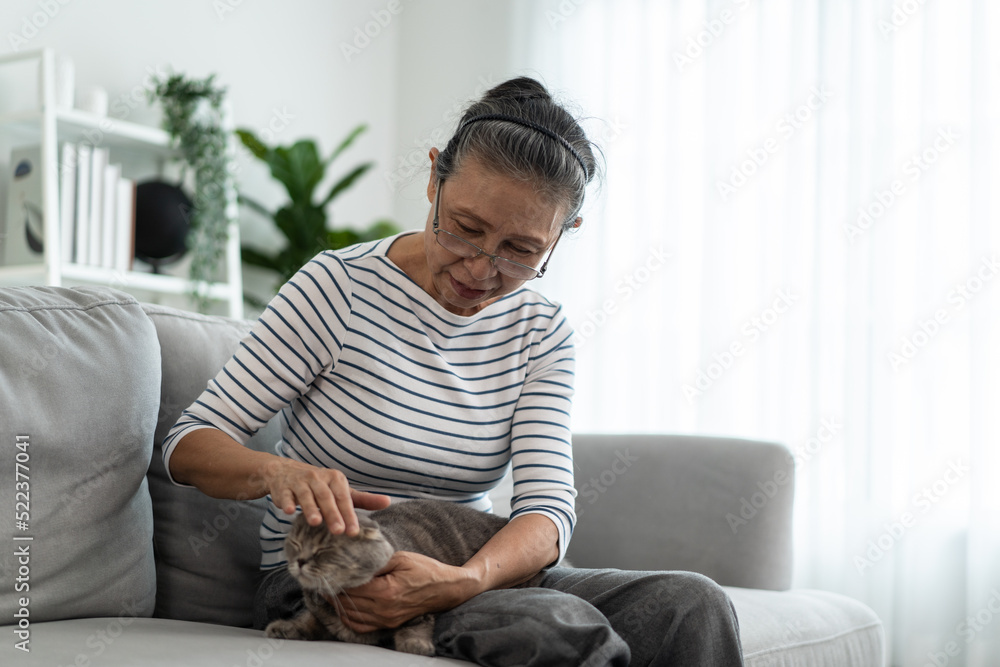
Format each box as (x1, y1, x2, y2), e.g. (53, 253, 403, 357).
(566, 434, 794, 591)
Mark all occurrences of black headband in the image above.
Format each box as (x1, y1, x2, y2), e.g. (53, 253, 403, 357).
(458, 113, 590, 180)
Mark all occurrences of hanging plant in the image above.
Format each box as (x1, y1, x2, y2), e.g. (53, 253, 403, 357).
(147, 72, 236, 312)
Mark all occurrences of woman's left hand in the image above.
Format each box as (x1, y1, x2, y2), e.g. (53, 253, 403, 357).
(335, 551, 481, 633)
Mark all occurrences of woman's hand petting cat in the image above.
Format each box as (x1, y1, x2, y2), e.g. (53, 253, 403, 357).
(263, 458, 390, 536)
(334, 551, 482, 633)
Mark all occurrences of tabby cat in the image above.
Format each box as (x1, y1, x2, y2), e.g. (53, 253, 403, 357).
(264, 499, 547, 656)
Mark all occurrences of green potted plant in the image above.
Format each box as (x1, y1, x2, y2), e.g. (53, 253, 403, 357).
(236, 125, 398, 308)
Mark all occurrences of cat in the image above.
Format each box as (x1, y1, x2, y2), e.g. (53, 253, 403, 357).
(264, 498, 548, 656)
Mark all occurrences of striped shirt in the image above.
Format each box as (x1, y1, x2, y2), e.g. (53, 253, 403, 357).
(162, 234, 578, 569)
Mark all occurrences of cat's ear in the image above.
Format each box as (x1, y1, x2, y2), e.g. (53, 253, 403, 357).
(359, 526, 381, 540)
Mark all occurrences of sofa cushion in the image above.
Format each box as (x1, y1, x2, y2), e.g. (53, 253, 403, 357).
(0, 286, 158, 622)
(142, 304, 282, 628)
(567, 434, 794, 591)
(728, 586, 885, 666)
(0, 618, 471, 666)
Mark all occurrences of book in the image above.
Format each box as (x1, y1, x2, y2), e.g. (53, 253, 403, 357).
(74, 143, 92, 266)
(87, 147, 109, 267)
(2, 145, 44, 267)
(59, 143, 77, 263)
(115, 176, 136, 272)
(101, 162, 120, 269)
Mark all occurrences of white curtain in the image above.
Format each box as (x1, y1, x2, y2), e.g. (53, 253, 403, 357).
(510, 1, 1000, 665)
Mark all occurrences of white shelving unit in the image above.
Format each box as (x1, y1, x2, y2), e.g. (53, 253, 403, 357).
(0, 48, 244, 318)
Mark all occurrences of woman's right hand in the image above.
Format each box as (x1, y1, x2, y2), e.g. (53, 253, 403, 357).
(262, 457, 390, 535)
(169, 429, 390, 535)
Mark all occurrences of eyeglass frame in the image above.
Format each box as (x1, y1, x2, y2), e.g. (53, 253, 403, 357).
(431, 179, 562, 280)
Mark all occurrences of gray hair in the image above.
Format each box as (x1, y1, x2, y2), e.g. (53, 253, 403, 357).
(435, 77, 601, 231)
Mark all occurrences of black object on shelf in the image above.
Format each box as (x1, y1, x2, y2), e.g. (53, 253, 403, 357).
(134, 180, 191, 274)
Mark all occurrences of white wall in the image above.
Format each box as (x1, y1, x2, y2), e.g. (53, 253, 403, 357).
(388, 0, 518, 231)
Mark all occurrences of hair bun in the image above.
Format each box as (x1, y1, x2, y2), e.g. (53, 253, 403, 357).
(483, 76, 551, 103)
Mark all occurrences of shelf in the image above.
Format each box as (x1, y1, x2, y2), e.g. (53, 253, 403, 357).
(0, 262, 234, 300)
(0, 48, 243, 319)
(0, 108, 178, 158)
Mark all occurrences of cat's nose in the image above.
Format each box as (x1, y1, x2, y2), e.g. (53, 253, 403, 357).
(297, 558, 308, 568)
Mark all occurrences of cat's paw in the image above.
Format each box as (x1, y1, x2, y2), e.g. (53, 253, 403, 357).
(395, 616, 435, 656)
(395, 635, 435, 656)
(265, 619, 305, 640)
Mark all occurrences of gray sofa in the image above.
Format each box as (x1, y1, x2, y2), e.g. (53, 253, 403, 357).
(0, 286, 885, 666)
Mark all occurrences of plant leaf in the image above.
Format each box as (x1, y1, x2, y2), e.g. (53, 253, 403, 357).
(241, 246, 281, 271)
(320, 162, 374, 209)
(238, 193, 273, 219)
(235, 129, 268, 160)
(274, 204, 325, 250)
(326, 124, 368, 167)
(270, 141, 324, 204)
(327, 229, 363, 251)
(360, 219, 401, 242)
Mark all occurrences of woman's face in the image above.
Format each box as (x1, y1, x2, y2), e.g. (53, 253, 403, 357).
(422, 151, 566, 316)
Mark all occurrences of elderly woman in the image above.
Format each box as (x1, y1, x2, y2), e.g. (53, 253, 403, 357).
(163, 77, 744, 666)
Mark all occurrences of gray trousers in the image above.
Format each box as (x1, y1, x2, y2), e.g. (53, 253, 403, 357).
(253, 566, 745, 666)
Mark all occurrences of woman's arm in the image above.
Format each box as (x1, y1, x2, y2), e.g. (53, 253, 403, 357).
(338, 513, 559, 632)
(161, 254, 393, 532)
(169, 427, 389, 534)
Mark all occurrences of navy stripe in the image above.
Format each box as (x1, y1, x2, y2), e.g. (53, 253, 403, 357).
(511, 434, 571, 446)
(298, 393, 510, 478)
(336, 361, 522, 407)
(512, 462, 574, 475)
(275, 291, 333, 360)
(345, 341, 528, 385)
(331, 373, 514, 426)
(512, 478, 575, 488)
(324, 381, 511, 443)
(352, 280, 555, 341)
(312, 384, 510, 456)
(512, 494, 575, 507)
(511, 448, 572, 461)
(352, 308, 546, 359)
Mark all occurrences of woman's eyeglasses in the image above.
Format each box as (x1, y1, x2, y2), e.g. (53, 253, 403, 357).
(431, 180, 561, 280)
